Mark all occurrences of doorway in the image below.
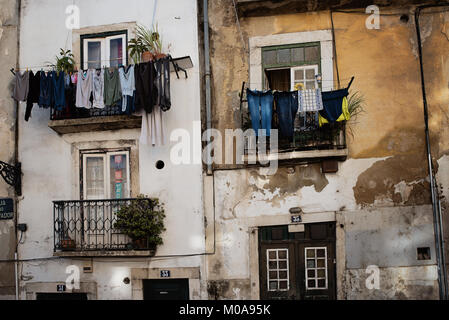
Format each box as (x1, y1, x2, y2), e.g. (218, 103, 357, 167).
(259, 222, 336, 300)
(143, 279, 189, 300)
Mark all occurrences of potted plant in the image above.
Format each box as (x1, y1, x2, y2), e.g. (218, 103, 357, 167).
(47, 48, 76, 74)
(114, 195, 166, 251)
(129, 23, 166, 63)
(59, 222, 76, 251)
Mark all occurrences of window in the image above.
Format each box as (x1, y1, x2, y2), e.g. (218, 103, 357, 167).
(82, 150, 130, 200)
(267, 249, 290, 292)
(262, 42, 321, 91)
(305, 247, 328, 290)
(81, 31, 128, 69)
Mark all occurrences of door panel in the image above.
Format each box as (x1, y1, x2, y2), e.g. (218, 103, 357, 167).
(298, 241, 336, 300)
(259, 223, 336, 300)
(260, 243, 297, 300)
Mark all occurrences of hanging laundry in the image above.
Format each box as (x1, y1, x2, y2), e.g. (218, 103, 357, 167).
(134, 61, 157, 114)
(92, 69, 105, 109)
(39, 71, 54, 109)
(104, 67, 122, 107)
(25, 71, 41, 121)
(52, 71, 66, 111)
(298, 88, 323, 113)
(318, 88, 350, 126)
(140, 106, 165, 147)
(71, 72, 78, 85)
(155, 56, 171, 112)
(64, 74, 77, 118)
(75, 70, 93, 109)
(274, 91, 298, 139)
(246, 89, 274, 137)
(119, 65, 135, 113)
(12, 70, 30, 102)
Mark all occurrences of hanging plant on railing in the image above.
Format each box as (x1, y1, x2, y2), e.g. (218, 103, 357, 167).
(113, 195, 166, 251)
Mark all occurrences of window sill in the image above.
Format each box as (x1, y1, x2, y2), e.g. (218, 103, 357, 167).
(53, 249, 155, 258)
(242, 148, 348, 163)
(48, 115, 142, 134)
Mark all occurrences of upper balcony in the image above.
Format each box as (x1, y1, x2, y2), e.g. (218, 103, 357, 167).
(53, 198, 155, 257)
(235, 0, 428, 17)
(48, 105, 141, 135)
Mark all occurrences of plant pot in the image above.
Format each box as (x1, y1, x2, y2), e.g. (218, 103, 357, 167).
(153, 53, 167, 60)
(132, 238, 149, 250)
(141, 51, 154, 62)
(60, 239, 76, 251)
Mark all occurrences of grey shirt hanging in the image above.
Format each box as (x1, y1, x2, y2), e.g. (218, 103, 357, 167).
(13, 71, 30, 102)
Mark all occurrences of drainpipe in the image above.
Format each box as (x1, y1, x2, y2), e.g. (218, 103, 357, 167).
(415, 3, 449, 300)
(14, 0, 22, 301)
(203, 0, 212, 175)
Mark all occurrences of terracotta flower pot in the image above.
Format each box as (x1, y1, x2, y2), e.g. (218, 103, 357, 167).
(61, 239, 76, 251)
(141, 51, 154, 62)
(153, 53, 167, 60)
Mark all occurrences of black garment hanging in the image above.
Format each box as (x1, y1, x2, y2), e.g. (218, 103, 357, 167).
(134, 61, 157, 113)
(25, 71, 41, 121)
(155, 55, 171, 112)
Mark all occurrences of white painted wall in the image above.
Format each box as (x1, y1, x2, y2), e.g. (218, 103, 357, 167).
(17, 0, 205, 299)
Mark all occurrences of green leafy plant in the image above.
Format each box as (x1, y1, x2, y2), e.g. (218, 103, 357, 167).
(128, 23, 165, 63)
(47, 48, 76, 74)
(347, 91, 366, 138)
(150, 23, 163, 56)
(114, 195, 166, 249)
(128, 37, 146, 64)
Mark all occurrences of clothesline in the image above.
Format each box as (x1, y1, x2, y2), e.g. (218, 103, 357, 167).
(10, 54, 191, 79)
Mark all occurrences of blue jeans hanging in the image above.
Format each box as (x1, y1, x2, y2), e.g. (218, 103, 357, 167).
(246, 89, 273, 137)
(274, 91, 298, 139)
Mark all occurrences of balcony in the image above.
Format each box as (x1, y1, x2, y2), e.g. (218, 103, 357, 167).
(242, 112, 348, 164)
(48, 105, 141, 135)
(235, 0, 422, 17)
(53, 198, 155, 257)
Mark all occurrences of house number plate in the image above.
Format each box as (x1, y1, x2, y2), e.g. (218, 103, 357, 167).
(160, 270, 171, 278)
(291, 215, 302, 223)
(57, 284, 66, 292)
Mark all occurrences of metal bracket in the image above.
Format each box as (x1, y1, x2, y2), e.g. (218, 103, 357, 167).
(170, 59, 188, 79)
(0, 161, 22, 196)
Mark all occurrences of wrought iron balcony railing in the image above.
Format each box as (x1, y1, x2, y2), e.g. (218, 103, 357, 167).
(244, 122, 347, 155)
(53, 198, 152, 252)
(50, 104, 126, 121)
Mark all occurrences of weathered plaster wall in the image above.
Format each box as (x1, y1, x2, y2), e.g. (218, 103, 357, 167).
(205, 0, 446, 299)
(17, 0, 206, 300)
(0, 0, 19, 300)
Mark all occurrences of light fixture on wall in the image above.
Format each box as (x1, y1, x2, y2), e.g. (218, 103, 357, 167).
(123, 277, 130, 285)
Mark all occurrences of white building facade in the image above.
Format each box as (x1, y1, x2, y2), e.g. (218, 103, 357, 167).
(16, 0, 206, 300)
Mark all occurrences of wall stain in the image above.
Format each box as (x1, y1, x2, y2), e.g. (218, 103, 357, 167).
(354, 154, 431, 206)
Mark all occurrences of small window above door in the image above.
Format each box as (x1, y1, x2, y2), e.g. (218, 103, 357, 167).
(81, 31, 128, 70)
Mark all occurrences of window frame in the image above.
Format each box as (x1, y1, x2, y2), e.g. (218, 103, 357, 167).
(80, 149, 131, 200)
(261, 42, 321, 91)
(80, 30, 128, 70)
(290, 64, 320, 91)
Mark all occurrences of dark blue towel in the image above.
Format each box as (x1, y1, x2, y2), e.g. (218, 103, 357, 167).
(319, 88, 348, 122)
